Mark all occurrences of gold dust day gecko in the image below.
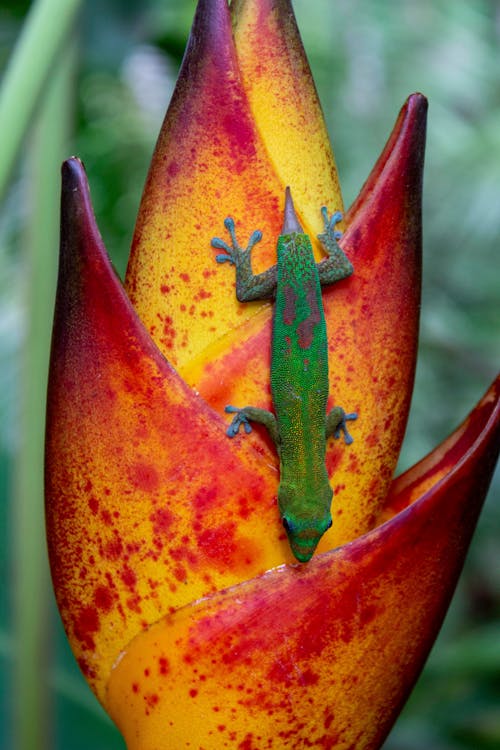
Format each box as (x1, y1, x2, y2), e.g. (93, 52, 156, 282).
(211, 189, 357, 563)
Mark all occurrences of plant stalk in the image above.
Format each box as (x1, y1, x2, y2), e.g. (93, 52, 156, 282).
(13, 33, 76, 750)
(0, 0, 82, 202)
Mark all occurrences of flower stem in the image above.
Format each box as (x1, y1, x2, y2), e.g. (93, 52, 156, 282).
(0, 0, 82, 202)
(13, 32, 76, 750)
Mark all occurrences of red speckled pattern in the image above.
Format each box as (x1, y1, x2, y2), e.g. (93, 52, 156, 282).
(46, 159, 295, 700)
(125, 0, 344, 375)
(195, 94, 427, 549)
(45, 0, 500, 746)
(124, 0, 284, 367)
(107, 377, 500, 749)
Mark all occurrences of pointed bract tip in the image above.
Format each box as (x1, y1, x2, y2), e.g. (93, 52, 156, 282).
(282, 187, 303, 234)
(61, 156, 86, 189)
(185, 0, 232, 63)
(407, 91, 428, 111)
(404, 92, 429, 129)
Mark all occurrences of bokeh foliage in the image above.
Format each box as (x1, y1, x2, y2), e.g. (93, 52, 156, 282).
(0, 1, 498, 748)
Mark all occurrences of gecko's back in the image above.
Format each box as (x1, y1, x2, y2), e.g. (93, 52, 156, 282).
(212, 188, 356, 562)
(271, 231, 333, 558)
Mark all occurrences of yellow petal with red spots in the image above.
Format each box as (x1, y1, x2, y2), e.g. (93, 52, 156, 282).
(317, 93, 426, 547)
(124, 0, 342, 375)
(46, 159, 302, 703)
(381, 374, 500, 523)
(231, 0, 344, 240)
(124, 0, 284, 370)
(106, 377, 500, 749)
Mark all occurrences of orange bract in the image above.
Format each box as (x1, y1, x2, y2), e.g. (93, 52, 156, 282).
(47, 160, 289, 700)
(106, 380, 500, 750)
(45, 0, 500, 747)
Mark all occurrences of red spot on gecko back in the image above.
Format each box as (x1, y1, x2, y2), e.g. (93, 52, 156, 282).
(296, 280, 321, 349)
(283, 284, 296, 325)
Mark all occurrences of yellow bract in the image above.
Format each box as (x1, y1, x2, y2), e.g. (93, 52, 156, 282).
(232, 0, 344, 250)
(125, 0, 342, 376)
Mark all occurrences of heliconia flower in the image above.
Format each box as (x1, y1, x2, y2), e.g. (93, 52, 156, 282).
(45, 0, 500, 748)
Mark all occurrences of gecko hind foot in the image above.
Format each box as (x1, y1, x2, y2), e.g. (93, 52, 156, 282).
(224, 405, 253, 437)
(334, 412, 358, 445)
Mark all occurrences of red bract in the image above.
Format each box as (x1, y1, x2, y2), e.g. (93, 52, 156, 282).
(45, 0, 500, 748)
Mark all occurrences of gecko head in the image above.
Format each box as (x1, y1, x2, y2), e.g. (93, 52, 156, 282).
(279, 485, 333, 563)
(281, 514, 333, 563)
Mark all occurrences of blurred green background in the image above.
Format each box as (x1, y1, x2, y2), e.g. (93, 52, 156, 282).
(0, 0, 498, 748)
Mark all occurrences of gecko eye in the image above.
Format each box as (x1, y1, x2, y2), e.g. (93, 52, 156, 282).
(282, 517, 294, 535)
(326, 519, 333, 531)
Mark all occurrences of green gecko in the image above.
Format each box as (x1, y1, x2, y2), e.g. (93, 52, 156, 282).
(211, 188, 357, 563)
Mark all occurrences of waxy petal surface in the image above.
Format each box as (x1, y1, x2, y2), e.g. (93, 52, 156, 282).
(125, 0, 339, 373)
(46, 159, 301, 702)
(107, 376, 500, 749)
(125, 0, 281, 371)
(318, 93, 426, 545)
(125, 0, 425, 549)
(231, 0, 344, 233)
(193, 94, 427, 548)
(382, 374, 500, 521)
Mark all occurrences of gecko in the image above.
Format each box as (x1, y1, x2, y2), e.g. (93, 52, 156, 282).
(211, 188, 357, 563)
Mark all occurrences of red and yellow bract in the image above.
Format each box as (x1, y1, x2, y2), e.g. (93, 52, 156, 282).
(45, 1, 500, 748)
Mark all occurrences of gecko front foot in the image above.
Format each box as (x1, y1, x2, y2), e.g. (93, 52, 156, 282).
(326, 406, 358, 445)
(316, 205, 353, 282)
(211, 217, 262, 267)
(224, 405, 253, 437)
(212, 217, 277, 301)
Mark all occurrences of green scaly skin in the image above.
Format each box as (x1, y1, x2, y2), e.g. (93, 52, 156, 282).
(211, 189, 357, 563)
